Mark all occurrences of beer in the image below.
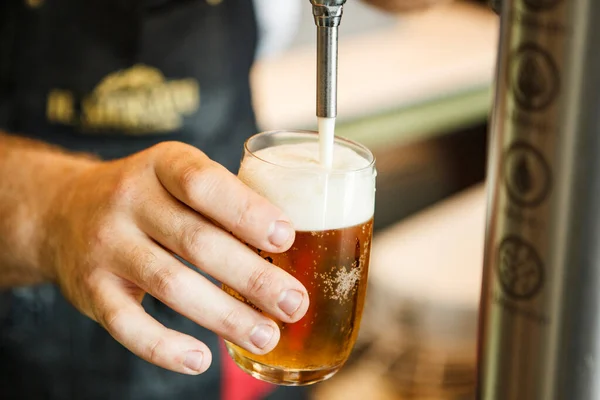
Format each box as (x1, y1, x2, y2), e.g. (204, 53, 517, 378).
(223, 131, 376, 386)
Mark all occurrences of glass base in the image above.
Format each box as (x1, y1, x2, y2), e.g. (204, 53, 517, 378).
(227, 347, 342, 386)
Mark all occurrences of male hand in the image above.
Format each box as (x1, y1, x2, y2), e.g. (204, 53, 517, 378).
(43, 141, 309, 375)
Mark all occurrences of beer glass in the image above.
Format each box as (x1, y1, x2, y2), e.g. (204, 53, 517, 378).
(223, 130, 376, 386)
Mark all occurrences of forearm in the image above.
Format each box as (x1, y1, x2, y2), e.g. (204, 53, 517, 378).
(0, 132, 97, 287)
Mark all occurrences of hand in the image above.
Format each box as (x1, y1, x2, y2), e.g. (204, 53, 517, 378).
(42, 141, 309, 375)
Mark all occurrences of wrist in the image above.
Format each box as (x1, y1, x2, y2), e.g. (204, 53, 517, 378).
(37, 155, 100, 283)
(0, 132, 101, 287)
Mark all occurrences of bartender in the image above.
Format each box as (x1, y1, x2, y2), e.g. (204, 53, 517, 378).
(0, 0, 435, 399)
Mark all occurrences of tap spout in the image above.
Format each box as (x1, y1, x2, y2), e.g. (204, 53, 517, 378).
(310, 0, 346, 118)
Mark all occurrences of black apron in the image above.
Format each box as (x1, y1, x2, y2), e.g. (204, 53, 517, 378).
(0, 1, 307, 399)
(0, 0, 256, 168)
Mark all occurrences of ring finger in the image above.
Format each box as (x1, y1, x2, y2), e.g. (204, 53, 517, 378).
(111, 234, 281, 355)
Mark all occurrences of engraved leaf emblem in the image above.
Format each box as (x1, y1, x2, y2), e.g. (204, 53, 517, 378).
(518, 57, 547, 98)
(513, 156, 533, 195)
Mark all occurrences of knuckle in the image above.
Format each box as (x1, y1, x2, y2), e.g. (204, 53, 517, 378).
(149, 267, 182, 300)
(129, 246, 158, 281)
(180, 223, 216, 260)
(233, 195, 255, 232)
(98, 307, 127, 336)
(246, 266, 275, 299)
(154, 140, 190, 155)
(147, 337, 167, 365)
(182, 223, 205, 252)
(128, 246, 181, 299)
(179, 162, 220, 199)
(82, 268, 103, 296)
(131, 245, 159, 273)
(90, 219, 115, 250)
(219, 308, 244, 338)
(151, 141, 176, 154)
(177, 165, 201, 199)
(108, 172, 138, 207)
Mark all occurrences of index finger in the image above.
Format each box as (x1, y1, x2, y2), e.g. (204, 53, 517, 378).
(154, 142, 295, 253)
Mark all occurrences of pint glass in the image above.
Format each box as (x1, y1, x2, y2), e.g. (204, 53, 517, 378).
(223, 130, 376, 386)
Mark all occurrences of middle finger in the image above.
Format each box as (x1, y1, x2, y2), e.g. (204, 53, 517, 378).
(134, 191, 309, 324)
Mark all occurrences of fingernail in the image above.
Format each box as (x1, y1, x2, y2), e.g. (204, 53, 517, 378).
(250, 324, 274, 349)
(183, 351, 204, 373)
(268, 220, 292, 247)
(278, 290, 304, 317)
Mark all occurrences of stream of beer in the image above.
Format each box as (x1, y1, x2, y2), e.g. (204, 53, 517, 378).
(318, 117, 336, 169)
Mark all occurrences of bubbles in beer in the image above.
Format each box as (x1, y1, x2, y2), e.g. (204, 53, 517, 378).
(320, 264, 361, 303)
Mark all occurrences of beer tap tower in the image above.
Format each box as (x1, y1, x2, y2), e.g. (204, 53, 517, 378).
(309, 0, 346, 120)
(479, 0, 600, 399)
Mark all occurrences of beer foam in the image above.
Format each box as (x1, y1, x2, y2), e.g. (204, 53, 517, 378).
(239, 142, 376, 231)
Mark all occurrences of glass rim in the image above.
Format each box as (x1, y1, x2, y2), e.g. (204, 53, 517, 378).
(243, 130, 376, 174)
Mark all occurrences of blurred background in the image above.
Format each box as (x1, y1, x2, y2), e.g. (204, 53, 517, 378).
(251, 0, 498, 398)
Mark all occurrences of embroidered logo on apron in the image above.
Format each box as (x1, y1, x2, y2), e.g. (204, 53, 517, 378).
(46, 64, 200, 135)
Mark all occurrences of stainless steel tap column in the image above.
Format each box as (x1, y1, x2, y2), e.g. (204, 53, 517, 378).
(310, 0, 346, 118)
(478, 0, 600, 399)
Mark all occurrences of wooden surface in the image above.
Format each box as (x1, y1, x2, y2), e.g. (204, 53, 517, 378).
(312, 361, 399, 400)
(250, 2, 499, 131)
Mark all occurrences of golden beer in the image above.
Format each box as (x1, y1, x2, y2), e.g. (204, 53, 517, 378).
(224, 130, 376, 385)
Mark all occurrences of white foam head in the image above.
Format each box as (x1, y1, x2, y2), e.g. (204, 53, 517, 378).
(239, 141, 376, 231)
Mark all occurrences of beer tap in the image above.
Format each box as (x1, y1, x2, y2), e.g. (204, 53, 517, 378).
(477, 0, 600, 399)
(309, 0, 346, 119)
